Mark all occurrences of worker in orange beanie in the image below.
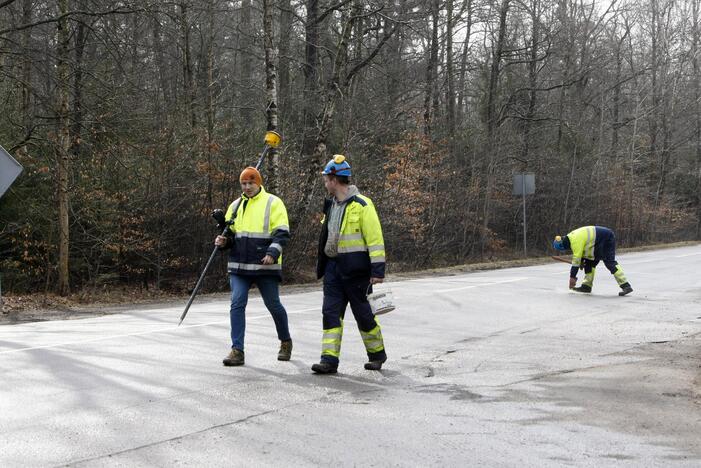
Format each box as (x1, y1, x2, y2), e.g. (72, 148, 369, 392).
(214, 166, 292, 366)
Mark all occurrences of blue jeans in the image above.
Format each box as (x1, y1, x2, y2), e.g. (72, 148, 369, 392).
(229, 274, 291, 351)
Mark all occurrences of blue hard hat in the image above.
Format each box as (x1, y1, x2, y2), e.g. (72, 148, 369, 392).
(322, 154, 351, 176)
(552, 235, 565, 251)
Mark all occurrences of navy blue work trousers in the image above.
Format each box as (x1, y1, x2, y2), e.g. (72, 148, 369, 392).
(321, 260, 386, 364)
(584, 227, 618, 274)
(322, 260, 378, 331)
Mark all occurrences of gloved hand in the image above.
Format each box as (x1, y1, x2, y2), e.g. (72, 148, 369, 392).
(579, 258, 588, 270)
(569, 277, 577, 289)
(212, 209, 226, 230)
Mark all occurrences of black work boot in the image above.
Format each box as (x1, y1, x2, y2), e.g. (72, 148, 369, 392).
(619, 283, 633, 296)
(278, 340, 293, 361)
(364, 357, 387, 371)
(223, 348, 244, 366)
(311, 361, 338, 374)
(573, 284, 592, 293)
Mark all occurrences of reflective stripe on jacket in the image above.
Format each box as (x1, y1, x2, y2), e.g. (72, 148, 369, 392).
(567, 225, 596, 269)
(316, 193, 386, 279)
(224, 186, 290, 278)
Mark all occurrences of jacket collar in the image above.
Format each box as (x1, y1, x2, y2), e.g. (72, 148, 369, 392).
(333, 184, 359, 204)
(242, 185, 267, 201)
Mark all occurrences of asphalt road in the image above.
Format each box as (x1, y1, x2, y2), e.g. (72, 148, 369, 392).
(1, 245, 700, 467)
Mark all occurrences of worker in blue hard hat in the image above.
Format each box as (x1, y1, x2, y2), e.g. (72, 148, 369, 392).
(311, 154, 388, 374)
(321, 154, 352, 176)
(553, 226, 633, 296)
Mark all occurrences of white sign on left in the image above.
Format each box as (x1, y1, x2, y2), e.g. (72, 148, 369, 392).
(0, 145, 23, 199)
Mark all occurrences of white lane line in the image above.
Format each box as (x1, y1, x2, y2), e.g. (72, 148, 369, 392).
(675, 252, 701, 258)
(0, 307, 318, 355)
(435, 277, 527, 293)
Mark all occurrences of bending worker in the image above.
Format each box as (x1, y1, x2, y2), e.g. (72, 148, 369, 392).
(214, 166, 293, 366)
(552, 225, 633, 296)
(311, 154, 388, 374)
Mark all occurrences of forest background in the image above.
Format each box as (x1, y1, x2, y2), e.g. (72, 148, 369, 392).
(0, 0, 699, 302)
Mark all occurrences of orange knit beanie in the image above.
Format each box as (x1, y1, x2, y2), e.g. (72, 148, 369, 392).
(239, 166, 262, 185)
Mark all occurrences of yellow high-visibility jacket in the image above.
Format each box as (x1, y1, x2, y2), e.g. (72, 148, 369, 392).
(223, 186, 290, 279)
(566, 225, 596, 269)
(316, 193, 385, 279)
(565, 225, 616, 278)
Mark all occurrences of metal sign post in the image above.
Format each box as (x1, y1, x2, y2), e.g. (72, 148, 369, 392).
(512, 173, 535, 257)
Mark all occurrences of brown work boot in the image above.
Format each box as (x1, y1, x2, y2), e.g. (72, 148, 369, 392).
(223, 348, 244, 366)
(278, 340, 293, 361)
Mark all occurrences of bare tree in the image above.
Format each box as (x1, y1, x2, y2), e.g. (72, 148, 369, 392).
(694, 0, 701, 238)
(263, 0, 280, 192)
(56, 0, 71, 295)
(423, 0, 439, 138)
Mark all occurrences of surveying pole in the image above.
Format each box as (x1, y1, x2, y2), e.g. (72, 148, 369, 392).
(178, 131, 282, 326)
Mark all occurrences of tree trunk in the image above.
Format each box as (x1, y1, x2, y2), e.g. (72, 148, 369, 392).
(56, 0, 71, 296)
(610, 28, 628, 157)
(301, 0, 320, 158)
(312, 8, 355, 164)
(300, 5, 357, 212)
(278, 0, 292, 122)
(481, 0, 510, 257)
(240, 0, 253, 123)
(456, 0, 473, 127)
(205, 0, 216, 207)
(693, 0, 701, 238)
(180, 2, 196, 128)
(486, 0, 509, 140)
(70, 0, 88, 157)
(151, 13, 170, 125)
(19, 0, 32, 155)
(264, 0, 280, 193)
(649, 0, 660, 240)
(555, 0, 572, 150)
(423, 0, 439, 138)
(445, 0, 456, 150)
(520, 0, 539, 163)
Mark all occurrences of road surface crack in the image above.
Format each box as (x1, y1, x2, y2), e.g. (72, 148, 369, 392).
(59, 402, 304, 467)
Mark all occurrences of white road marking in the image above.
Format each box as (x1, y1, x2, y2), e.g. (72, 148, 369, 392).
(435, 277, 527, 293)
(674, 252, 701, 258)
(0, 307, 319, 355)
